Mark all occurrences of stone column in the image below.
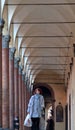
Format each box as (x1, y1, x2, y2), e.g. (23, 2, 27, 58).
(2, 35, 11, 129)
(24, 81, 26, 118)
(23, 75, 26, 119)
(14, 57, 20, 118)
(0, 19, 5, 128)
(18, 65, 23, 130)
(9, 47, 16, 130)
(26, 87, 29, 115)
(22, 73, 25, 130)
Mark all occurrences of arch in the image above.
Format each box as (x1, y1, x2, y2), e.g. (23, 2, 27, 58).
(33, 83, 55, 101)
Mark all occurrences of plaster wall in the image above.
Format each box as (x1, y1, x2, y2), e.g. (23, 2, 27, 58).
(45, 84, 66, 130)
(52, 85, 66, 130)
(67, 58, 75, 130)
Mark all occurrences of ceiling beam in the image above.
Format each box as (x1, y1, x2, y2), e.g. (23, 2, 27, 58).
(28, 68, 65, 70)
(11, 21, 75, 24)
(30, 73, 65, 76)
(5, 3, 75, 6)
(24, 55, 70, 57)
(17, 35, 72, 38)
(35, 77, 64, 80)
(21, 46, 70, 49)
(26, 63, 68, 65)
(33, 82, 65, 85)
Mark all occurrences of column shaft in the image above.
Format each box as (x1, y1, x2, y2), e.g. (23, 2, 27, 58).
(18, 66, 22, 130)
(22, 74, 25, 130)
(2, 35, 10, 128)
(0, 19, 5, 127)
(24, 84, 27, 118)
(0, 34, 2, 127)
(14, 58, 20, 118)
(9, 48, 15, 130)
(26, 87, 29, 114)
(24, 83, 26, 120)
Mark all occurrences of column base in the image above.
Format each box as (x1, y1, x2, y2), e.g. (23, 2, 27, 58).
(3, 129, 9, 130)
(0, 128, 3, 130)
(0, 128, 9, 130)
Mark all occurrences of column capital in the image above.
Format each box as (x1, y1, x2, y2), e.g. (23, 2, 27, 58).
(25, 77, 29, 86)
(0, 19, 5, 35)
(68, 72, 70, 79)
(73, 44, 75, 57)
(70, 63, 72, 73)
(71, 57, 73, 65)
(24, 73, 26, 84)
(69, 57, 73, 73)
(22, 72, 25, 81)
(11, 47, 16, 54)
(9, 47, 16, 60)
(2, 35, 11, 48)
(14, 57, 20, 68)
(19, 65, 23, 74)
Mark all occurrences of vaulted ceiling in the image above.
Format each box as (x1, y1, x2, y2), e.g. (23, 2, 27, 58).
(1, 0, 75, 87)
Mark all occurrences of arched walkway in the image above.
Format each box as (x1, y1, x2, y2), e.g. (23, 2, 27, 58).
(1, 1, 75, 130)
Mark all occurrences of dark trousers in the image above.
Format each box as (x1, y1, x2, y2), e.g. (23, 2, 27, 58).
(31, 117, 40, 130)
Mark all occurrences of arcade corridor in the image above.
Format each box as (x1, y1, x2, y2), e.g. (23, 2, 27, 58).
(0, 0, 75, 130)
